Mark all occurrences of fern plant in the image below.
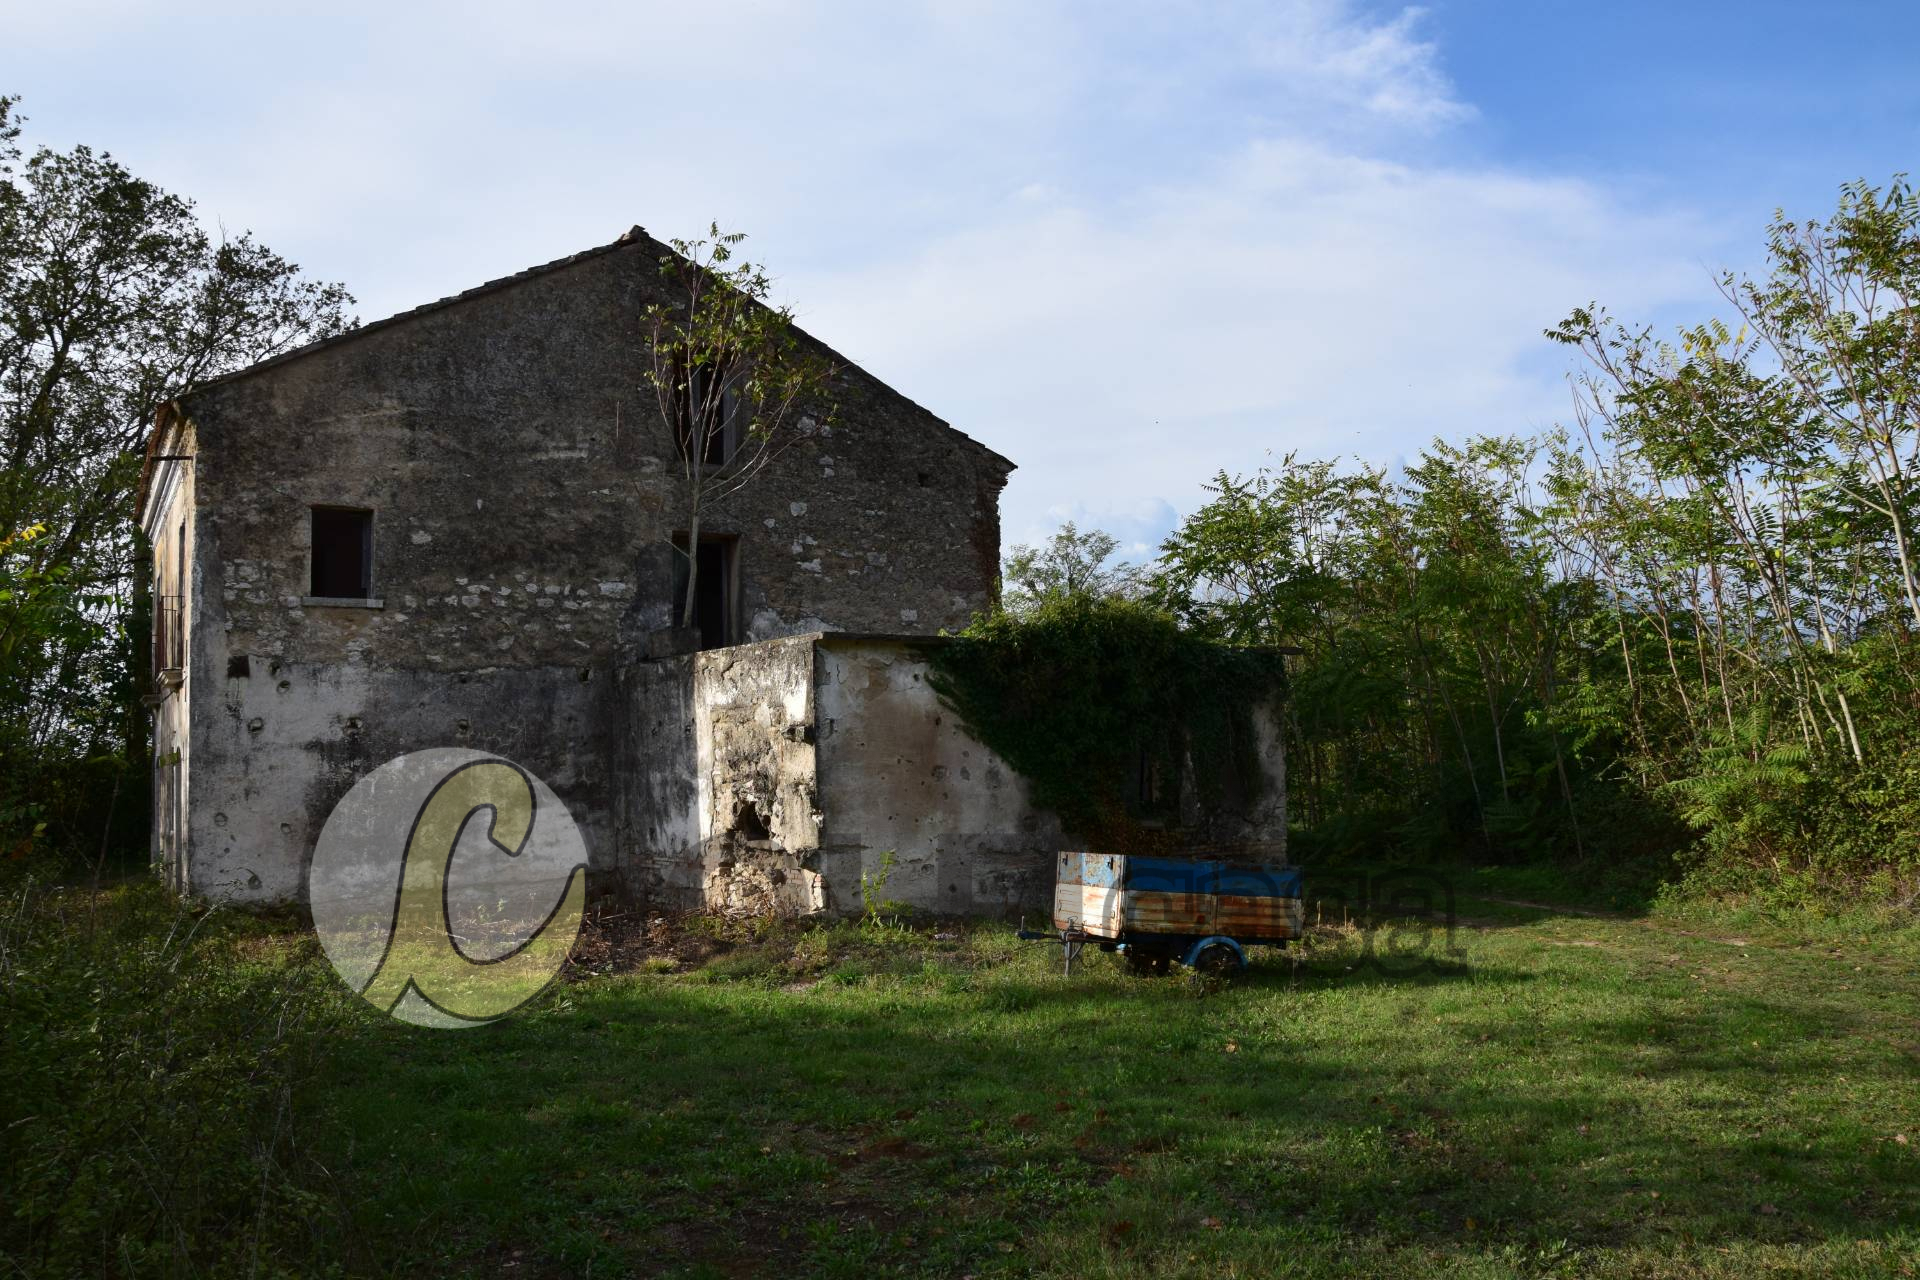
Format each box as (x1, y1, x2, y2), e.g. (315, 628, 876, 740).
(1665, 706, 1810, 865)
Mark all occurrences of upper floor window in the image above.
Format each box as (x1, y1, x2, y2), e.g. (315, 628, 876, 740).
(310, 507, 373, 599)
(673, 352, 736, 467)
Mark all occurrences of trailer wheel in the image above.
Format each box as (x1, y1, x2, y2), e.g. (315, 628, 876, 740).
(1191, 941, 1242, 982)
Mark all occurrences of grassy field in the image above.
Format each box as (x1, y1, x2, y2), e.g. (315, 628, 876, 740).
(8, 872, 1920, 1277)
(313, 874, 1920, 1279)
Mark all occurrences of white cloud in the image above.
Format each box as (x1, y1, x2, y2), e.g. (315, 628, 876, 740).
(798, 137, 1719, 544)
(9, 0, 1733, 556)
(1248, 2, 1472, 132)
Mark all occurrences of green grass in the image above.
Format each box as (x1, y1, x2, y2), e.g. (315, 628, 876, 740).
(9, 879, 1920, 1277)
(302, 893, 1920, 1278)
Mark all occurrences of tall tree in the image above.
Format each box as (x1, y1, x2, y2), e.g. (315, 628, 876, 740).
(0, 95, 352, 860)
(641, 226, 836, 635)
(1002, 521, 1142, 615)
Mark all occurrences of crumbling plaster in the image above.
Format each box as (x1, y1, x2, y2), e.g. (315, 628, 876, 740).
(620, 633, 1066, 918)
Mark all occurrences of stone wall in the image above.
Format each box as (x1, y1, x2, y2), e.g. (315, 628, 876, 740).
(621, 633, 1064, 919)
(153, 229, 1010, 903)
(619, 632, 1290, 920)
(180, 231, 1009, 673)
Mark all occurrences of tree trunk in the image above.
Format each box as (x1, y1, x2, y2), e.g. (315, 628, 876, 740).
(680, 501, 703, 630)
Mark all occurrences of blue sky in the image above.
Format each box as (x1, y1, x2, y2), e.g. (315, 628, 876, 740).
(10, 1, 1918, 555)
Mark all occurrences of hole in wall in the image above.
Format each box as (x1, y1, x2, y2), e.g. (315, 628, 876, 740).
(729, 803, 771, 842)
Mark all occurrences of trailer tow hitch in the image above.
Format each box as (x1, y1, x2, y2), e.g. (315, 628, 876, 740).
(1016, 921, 1093, 976)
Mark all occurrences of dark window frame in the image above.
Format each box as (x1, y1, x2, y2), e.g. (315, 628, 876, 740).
(670, 531, 740, 651)
(309, 505, 375, 600)
(672, 350, 738, 468)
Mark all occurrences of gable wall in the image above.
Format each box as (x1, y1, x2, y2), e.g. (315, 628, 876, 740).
(169, 235, 1009, 903)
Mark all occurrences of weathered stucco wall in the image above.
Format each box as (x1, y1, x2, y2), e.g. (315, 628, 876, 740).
(621, 633, 1063, 918)
(619, 655, 701, 906)
(185, 655, 611, 902)
(812, 637, 1061, 916)
(141, 415, 196, 895)
(155, 229, 1010, 904)
(1242, 701, 1289, 859)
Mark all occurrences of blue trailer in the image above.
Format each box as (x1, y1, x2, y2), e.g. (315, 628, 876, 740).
(1021, 851, 1304, 977)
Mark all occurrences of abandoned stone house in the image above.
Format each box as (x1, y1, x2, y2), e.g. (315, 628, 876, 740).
(137, 225, 1285, 916)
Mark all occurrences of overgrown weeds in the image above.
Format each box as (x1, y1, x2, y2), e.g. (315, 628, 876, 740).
(0, 874, 347, 1278)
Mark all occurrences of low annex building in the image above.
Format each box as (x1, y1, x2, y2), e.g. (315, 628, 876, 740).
(138, 225, 1284, 914)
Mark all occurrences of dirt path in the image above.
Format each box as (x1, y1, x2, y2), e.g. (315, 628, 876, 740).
(1465, 894, 1627, 920)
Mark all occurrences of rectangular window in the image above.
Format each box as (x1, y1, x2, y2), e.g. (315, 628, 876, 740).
(674, 352, 735, 467)
(1137, 747, 1165, 812)
(154, 520, 186, 677)
(671, 533, 737, 651)
(310, 507, 373, 599)
(1135, 739, 1188, 819)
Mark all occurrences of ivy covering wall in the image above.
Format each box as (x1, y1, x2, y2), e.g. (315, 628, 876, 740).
(926, 595, 1287, 851)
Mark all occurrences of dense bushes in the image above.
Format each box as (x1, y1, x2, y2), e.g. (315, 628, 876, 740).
(0, 877, 344, 1276)
(928, 595, 1287, 849)
(1125, 181, 1920, 907)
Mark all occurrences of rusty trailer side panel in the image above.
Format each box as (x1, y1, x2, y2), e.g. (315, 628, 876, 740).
(1050, 852, 1302, 942)
(1212, 894, 1305, 937)
(1052, 881, 1112, 931)
(1115, 891, 1213, 931)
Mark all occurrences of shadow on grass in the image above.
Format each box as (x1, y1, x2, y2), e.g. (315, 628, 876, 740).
(1292, 858, 1672, 942)
(302, 941, 1920, 1277)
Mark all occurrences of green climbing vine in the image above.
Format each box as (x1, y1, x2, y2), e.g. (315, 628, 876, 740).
(926, 595, 1287, 850)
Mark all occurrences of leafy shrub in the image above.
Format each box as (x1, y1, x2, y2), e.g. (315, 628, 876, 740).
(0, 877, 345, 1277)
(928, 594, 1286, 849)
